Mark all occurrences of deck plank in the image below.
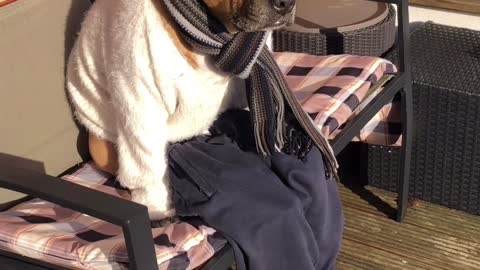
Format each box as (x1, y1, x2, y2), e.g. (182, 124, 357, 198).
(337, 185, 480, 270)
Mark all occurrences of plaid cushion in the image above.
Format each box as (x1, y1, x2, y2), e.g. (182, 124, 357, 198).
(274, 52, 401, 146)
(0, 162, 226, 270)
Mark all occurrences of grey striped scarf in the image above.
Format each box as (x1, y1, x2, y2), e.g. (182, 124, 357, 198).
(162, 0, 338, 179)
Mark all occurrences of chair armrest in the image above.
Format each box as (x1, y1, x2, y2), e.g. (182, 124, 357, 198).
(0, 164, 159, 270)
(331, 72, 407, 154)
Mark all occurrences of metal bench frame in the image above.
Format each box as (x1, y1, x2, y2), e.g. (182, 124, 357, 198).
(330, 0, 412, 223)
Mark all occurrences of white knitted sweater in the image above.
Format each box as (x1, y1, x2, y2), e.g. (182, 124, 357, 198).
(66, 0, 249, 217)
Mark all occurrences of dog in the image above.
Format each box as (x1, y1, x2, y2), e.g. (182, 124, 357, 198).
(67, 0, 296, 219)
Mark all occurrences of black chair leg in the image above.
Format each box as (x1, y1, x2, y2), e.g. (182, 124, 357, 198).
(396, 84, 413, 222)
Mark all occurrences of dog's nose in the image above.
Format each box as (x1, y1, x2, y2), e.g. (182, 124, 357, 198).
(272, 0, 295, 15)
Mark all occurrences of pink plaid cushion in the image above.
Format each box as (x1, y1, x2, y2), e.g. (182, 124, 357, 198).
(0, 162, 226, 270)
(274, 52, 401, 146)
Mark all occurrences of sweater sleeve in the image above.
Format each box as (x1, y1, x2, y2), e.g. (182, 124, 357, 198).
(113, 68, 173, 213)
(112, 41, 173, 194)
(66, 21, 117, 142)
(67, 0, 180, 215)
(108, 1, 180, 215)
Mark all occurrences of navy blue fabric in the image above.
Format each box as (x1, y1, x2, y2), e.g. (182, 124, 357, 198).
(167, 110, 344, 270)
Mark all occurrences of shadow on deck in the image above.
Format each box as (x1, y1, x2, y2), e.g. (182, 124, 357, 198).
(338, 182, 480, 270)
(336, 143, 480, 269)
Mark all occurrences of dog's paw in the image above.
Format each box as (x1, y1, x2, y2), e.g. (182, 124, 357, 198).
(130, 188, 176, 220)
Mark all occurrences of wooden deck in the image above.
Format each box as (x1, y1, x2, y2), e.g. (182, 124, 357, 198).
(337, 184, 480, 270)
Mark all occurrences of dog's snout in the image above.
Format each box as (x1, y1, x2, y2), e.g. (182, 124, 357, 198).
(272, 0, 295, 15)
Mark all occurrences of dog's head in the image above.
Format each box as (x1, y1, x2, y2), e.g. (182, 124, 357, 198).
(203, 0, 296, 32)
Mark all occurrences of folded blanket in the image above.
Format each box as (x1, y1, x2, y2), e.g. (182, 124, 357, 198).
(274, 52, 402, 146)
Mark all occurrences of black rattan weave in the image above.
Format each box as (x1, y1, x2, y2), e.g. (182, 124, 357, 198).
(369, 22, 480, 215)
(272, 5, 396, 57)
(272, 31, 327, 56)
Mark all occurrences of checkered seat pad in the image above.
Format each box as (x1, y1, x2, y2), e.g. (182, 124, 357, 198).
(0, 163, 227, 270)
(274, 52, 401, 146)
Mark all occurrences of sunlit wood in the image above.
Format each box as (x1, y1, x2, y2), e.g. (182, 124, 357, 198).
(410, 0, 480, 15)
